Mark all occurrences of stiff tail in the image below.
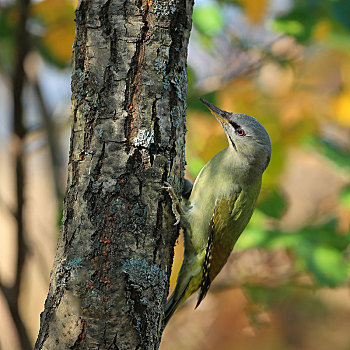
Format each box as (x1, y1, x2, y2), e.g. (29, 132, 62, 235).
(163, 279, 191, 327)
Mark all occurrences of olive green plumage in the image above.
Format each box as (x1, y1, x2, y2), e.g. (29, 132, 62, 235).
(164, 99, 271, 326)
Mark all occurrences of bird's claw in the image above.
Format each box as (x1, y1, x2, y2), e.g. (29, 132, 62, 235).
(173, 217, 180, 226)
(161, 181, 182, 226)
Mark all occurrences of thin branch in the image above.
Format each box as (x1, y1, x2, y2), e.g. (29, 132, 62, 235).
(0, 195, 17, 219)
(32, 77, 64, 202)
(0, 283, 32, 350)
(12, 0, 29, 304)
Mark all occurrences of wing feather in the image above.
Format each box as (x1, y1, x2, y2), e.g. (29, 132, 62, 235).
(196, 189, 244, 307)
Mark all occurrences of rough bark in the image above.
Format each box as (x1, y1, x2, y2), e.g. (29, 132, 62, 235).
(35, 0, 193, 349)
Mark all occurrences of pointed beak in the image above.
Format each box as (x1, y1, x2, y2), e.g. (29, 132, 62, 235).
(200, 98, 229, 125)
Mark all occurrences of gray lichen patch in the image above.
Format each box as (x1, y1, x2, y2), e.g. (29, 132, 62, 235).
(154, 57, 167, 76)
(122, 258, 167, 293)
(101, 178, 118, 195)
(153, 0, 177, 17)
(170, 68, 188, 102)
(133, 128, 154, 148)
(170, 105, 182, 128)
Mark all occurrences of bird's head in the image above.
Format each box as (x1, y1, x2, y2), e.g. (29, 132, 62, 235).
(201, 98, 271, 173)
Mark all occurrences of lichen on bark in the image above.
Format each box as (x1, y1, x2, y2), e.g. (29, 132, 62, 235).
(35, 0, 193, 349)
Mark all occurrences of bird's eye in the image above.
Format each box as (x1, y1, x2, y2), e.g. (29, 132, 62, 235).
(235, 128, 245, 136)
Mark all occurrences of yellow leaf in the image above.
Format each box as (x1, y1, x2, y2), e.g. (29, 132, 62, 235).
(313, 20, 331, 41)
(332, 90, 350, 127)
(32, 0, 75, 63)
(237, 0, 269, 24)
(43, 25, 75, 63)
(187, 112, 226, 162)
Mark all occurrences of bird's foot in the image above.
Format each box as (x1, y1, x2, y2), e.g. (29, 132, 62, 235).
(161, 182, 182, 225)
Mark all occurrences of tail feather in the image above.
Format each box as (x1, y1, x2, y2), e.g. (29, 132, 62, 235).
(195, 288, 208, 309)
(163, 279, 191, 327)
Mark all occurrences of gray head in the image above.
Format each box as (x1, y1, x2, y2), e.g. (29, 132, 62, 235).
(201, 98, 271, 173)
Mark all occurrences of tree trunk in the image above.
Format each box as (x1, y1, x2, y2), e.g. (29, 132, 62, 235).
(35, 1, 193, 349)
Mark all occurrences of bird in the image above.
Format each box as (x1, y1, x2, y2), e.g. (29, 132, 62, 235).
(162, 98, 271, 326)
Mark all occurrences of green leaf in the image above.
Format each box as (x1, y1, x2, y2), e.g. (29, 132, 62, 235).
(0, 8, 16, 73)
(302, 136, 350, 173)
(236, 210, 269, 250)
(339, 186, 350, 209)
(308, 245, 349, 287)
(271, 0, 350, 44)
(331, 0, 350, 31)
(257, 189, 287, 219)
(271, 19, 305, 37)
(244, 284, 327, 313)
(193, 3, 224, 36)
(270, 0, 327, 42)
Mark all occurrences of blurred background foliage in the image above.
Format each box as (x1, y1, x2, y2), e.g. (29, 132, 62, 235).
(1, 0, 350, 349)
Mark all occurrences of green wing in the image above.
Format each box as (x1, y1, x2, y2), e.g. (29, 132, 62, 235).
(196, 188, 251, 307)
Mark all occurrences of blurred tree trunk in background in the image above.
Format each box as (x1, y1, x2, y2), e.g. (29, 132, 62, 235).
(35, 0, 193, 349)
(0, 0, 32, 350)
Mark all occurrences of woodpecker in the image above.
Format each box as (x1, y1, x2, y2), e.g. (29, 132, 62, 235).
(163, 98, 271, 326)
